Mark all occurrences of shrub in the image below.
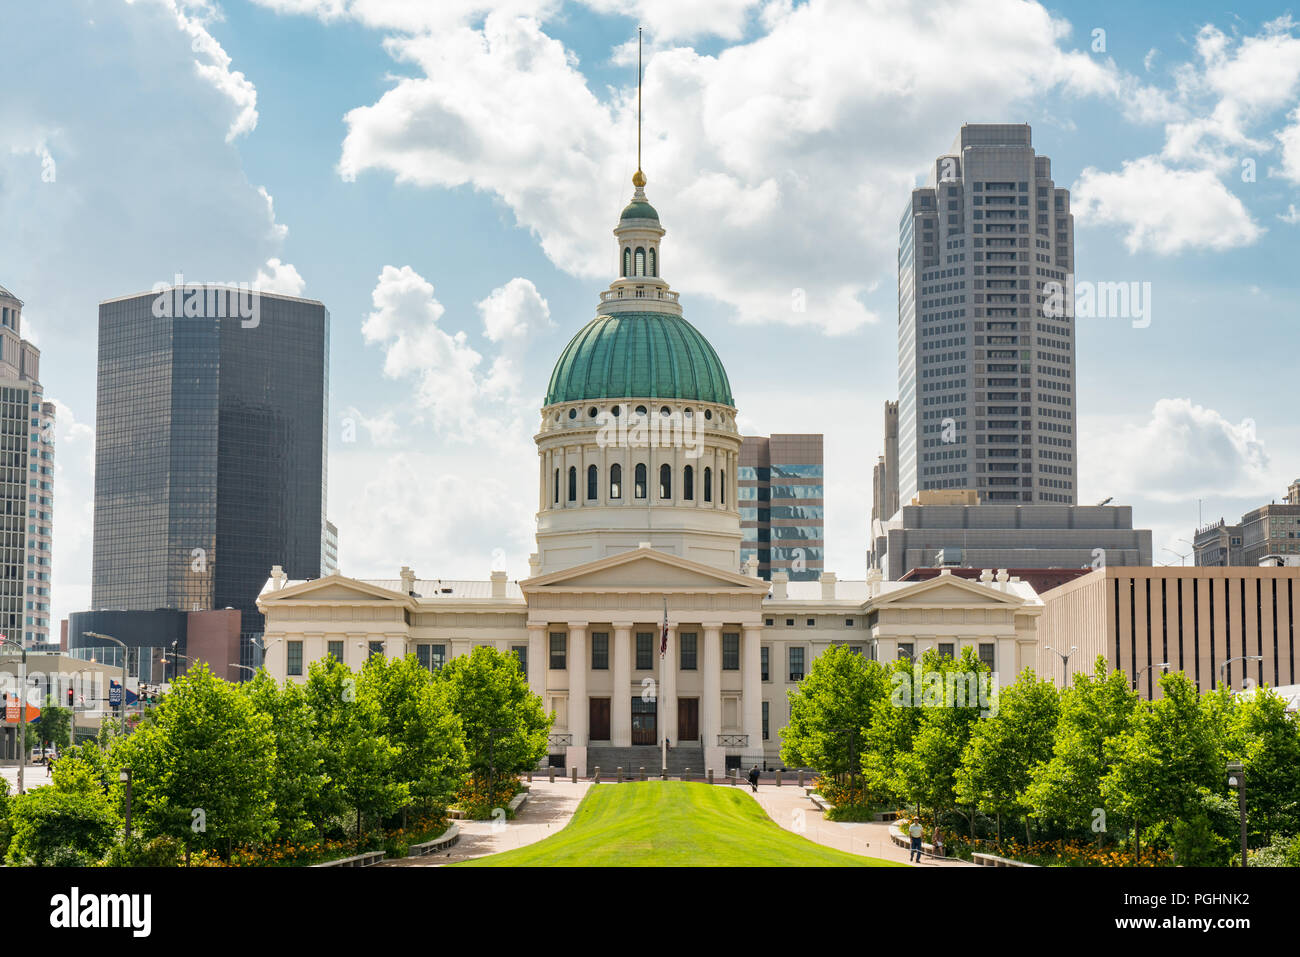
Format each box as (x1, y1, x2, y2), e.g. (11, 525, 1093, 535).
(6, 785, 120, 866)
(101, 835, 184, 868)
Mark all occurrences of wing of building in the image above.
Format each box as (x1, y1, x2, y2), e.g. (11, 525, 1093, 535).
(257, 171, 1046, 773)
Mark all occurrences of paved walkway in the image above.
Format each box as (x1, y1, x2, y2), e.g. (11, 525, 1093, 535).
(381, 778, 590, 866)
(747, 783, 974, 867)
(0, 763, 52, 793)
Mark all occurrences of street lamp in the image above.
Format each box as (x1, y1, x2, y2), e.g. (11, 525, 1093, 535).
(229, 663, 257, 678)
(1161, 547, 1189, 567)
(1226, 760, 1247, 868)
(1134, 662, 1169, 693)
(119, 767, 133, 841)
(0, 634, 28, 794)
(83, 632, 128, 736)
(1218, 655, 1263, 691)
(1044, 645, 1077, 688)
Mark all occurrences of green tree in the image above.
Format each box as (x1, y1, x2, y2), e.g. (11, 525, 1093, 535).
(781, 645, 889, 786)
(892, 647, 992, 827)
(243, 670, 329, 843)
(115, 663, 276, 859)
(32, 698, 72, 754)
(5, 755, 121, 865)
(357, 655, 466, 815)
(0, 777, 11, 860)
(1229, 687, 1300, 844)
(434, 646, 551, 788)
(1025, 657, 1137, 838)
(304, 657, 408, 844)
(1101, 671, 1220, 863)
(956, 668, 1060, 841)
(861, 656, 925, 806)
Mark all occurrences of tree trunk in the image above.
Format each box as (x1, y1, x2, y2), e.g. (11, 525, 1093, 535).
(1135, 822, 1141, 865)
(996, 813, 1002, 845)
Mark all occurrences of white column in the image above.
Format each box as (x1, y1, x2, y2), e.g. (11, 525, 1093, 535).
(568, 623, 588, 743)
(526, 622, 546, 701)
(702, 624, 722, 751)
(612, 622, 633, 746)
(742, 624, 763, 756)
(660, 623, 677, 747)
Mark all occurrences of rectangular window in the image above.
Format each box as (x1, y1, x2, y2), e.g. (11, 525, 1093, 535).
(849, 646, 863, 656)
(722, 633, 740, 670)
(550, 633, 567, 670)
(898, 643, 914, 660)
(939, 642, 955, 659)
(761, 646, 769, 681)
(591, 632, 609, 670)
(636, 632, 653, 670)
(788, 646, 805, 682)
(368, 641, 384, 659)
(327, 640, 344, 662)
(287, 640, 303, 676)
(680, 632, 698, 670)
(762, 700, 770, 740)
(512, 645, 528, 680)
(979, 643, 995, 670)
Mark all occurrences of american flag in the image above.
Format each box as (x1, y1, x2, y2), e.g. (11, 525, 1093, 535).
(659, 601, 668, 659)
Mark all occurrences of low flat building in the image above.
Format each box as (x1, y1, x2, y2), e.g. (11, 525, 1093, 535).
(66, 608, 242, 685)
(1038, 566, 1300, 698)
(871, 498, 1151, 580)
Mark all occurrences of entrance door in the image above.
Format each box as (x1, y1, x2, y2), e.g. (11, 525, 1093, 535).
(631, 698, 657, 745)
(677, 698, 699, 742)
(589, 697, 611, 741)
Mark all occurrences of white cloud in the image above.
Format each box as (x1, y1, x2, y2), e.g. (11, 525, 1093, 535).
(1072, 157, 1262, 253)
(325, 1, 1132, 334)
(478, 277, 552, 343)
(1082, 399, 1273, 504)
(253, 258, 307, 295)
(360, 265, 540, 445)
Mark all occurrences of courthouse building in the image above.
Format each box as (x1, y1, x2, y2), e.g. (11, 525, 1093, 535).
(258, 169, 1046, 773)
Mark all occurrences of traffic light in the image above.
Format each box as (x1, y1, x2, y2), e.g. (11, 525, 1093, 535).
(67, 687, 74, 708)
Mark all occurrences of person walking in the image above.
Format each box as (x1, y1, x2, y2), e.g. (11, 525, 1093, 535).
(908, 819, 924, 863)
(747, 765, 760, 793)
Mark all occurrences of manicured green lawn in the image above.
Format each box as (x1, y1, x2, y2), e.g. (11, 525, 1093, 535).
(458, 781, 903, 867)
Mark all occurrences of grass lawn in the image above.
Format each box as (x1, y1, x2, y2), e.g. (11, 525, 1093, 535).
(458, 781, 904, 867)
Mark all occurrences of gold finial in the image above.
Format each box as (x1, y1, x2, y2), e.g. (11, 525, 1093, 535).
(634, 26, 644, 189)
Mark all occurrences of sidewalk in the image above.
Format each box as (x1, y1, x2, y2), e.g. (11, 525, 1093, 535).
(381, 778, 590, 867)
(747, 784, 974, 867)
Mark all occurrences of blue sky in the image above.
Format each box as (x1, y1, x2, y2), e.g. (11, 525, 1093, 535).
(1, 0, 1297, 628)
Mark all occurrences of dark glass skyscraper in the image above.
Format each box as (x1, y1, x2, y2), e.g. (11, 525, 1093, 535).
(92, 286, 328, 657)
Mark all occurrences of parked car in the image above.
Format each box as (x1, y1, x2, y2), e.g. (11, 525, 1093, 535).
(29, 747, 56, 763)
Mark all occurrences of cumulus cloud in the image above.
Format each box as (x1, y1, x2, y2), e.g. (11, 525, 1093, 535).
(321, 0, 1132, 333)
(1072, 157, 1263, 254)
(478, 277, 552, 343)
(151, 0, 260, 141)
(359, 265, 540, 446)
(1083, 399, 1273, 503)
(253, 258, 307, 295)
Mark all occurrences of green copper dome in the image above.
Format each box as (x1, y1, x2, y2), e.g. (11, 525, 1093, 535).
(545, 311, 733, 406)
(620, 200, 659, 221)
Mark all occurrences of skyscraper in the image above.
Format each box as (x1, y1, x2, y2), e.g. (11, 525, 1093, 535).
(896, 124, 1076, 506)
(0, 284, 55, 649)
(739, 434, 824, 581)
(91, 286, 329, 665)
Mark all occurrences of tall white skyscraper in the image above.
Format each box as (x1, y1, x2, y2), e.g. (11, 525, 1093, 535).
(896, 124, 1076, 506)
(0, 284, 55, 649)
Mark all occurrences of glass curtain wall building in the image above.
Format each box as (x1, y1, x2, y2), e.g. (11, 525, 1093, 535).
(92, 287, 328, 669)
(740, 434, 824, 581)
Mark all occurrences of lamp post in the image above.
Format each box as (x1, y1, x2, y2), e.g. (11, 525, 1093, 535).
(1044, 645, 1077, 688)
(1218, 655, 1263, 691)
(119, 767, 133, 841)
(1134, 661, 1169, 694)
(1226, 760, 1247, 867)
(229, 663, 256, 678)
(1, 634, 28, 794)
(1161, 547, 1189, 567)
(83, 632, 128, 736)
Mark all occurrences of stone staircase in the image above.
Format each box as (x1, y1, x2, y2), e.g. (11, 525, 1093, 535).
(585, 744, 705, 777)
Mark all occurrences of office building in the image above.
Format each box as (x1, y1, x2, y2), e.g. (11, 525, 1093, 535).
(740, 434, 824, 581)
(91, 286, 328, 668)
(895, 123, 1076, 506)
(0, 284, 55, 650)
(1038, 566, 1300, 698)
(1194, 484, 1300, 567)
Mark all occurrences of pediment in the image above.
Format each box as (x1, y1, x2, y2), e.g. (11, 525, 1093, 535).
(875, 576, 1025, 607)
(261, 574, 408, 604)
(522, 547, 766, 593)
